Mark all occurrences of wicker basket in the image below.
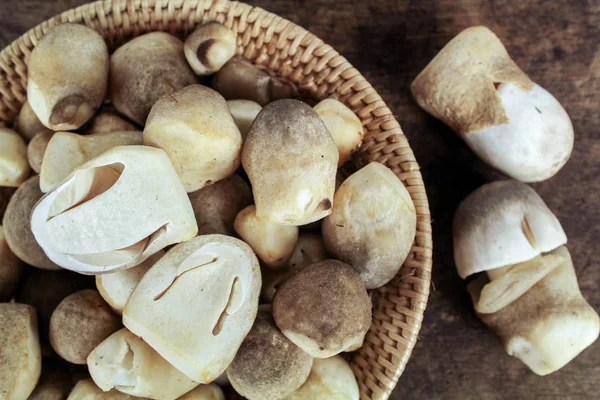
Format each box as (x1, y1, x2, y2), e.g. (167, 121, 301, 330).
(0, 1, 433, 398)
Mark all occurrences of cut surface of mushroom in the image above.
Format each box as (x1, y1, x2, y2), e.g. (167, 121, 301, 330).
(123, 235, 261, 383)
(87, 328, 199, 399)
(86, 112, 138, 135)
(0, 127, 31, 187)
(0, 303, 42, 400)
(0, 225, 24, 301)
(31, 146, 197, 274)
(27, 24, 108, 130)
(15, 101, 52, 141)
(184, 23, 237, 75)
(227, 100, 262, 139)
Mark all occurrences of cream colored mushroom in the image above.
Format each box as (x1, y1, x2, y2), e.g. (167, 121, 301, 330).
(184, 22, 237, 75)
(227, 307, 313, 400)
(212, 58, 296, 105)
(0, 127, 30, 187)
(411, 26, 573, 182)
(27, 131, 54, 174)
(3, 176, 60, 270)
(15, 101, 52, 141)
(0, 303, 42, 400)
(234, 205, 299, 269)
(67, 379, 145, 400)
(178, 384, 225, 400)
(227, 100, 262, 139)
(96, 251, 164, 315)
(313, 99, 364, 166)
(0, 225, 23, 301)
(87, 112, 137, 135)
(322, 162, 417, 289)
(40, 130, 142, 192)
(144, 85, 242, 192)
(27, 24, 108, 130)
(343, 332, 365, 352)
(242, 99, 338, 225)
(31, 146, 197, 274)
(273, 260, 371, 358)
(88, 328, 199, 399)
(283, 356, 359, 400)
(110, 32, 197, 125)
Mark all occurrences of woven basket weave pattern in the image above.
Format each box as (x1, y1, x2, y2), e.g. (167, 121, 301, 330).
(0, 1, 433, 399)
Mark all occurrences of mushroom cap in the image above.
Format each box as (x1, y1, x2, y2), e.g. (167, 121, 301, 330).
(227, 99, 262, 139)
(87, 328, 199, 399)
(0, 303, 42, 400)
(0, 225, 24, 301)
(123, 234, 261, 383)
(273, 260, 371, 358)
(453, 180, 567, 279)
(184, 22, 237, 75)
(177, 384, 225, 400)
(227, 307, 313, 400)
(27, 130, 54, 174)
(242, 99, 338, 226)
(87, 112, 138, 135)
(0, 127, 31, 187)
(49, 289, 121, 364)
(15, 101, 51, 141)
(67, 379, 102, 400)
(322, 162, 416, 289)
(465, 83, 573, 182)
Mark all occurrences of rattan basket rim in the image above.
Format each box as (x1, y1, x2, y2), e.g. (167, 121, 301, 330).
(0, 1, 433, 399)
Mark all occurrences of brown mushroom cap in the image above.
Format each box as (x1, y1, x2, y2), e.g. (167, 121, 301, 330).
(184, 22, 237, 75)
(15, 101, 52, 141)
(49, 289, 120, 364)
(0, 225, 24, 301)
(27, 131, 54, 173)
(273, 260, 371, 358)
(86, 112, 137, 135)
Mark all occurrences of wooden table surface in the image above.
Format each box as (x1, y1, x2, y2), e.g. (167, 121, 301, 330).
(1, 1, 598, 399)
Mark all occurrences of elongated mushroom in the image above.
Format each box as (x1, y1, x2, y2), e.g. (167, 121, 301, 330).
(86, 112, 137, 135)
(242, 99, 338, 225)
(123, 235, 261, 383)
(227, 100, 262, 139)
(184, 22, 237, 75)
(27, 131, 54, 174)
(0, 127, 30, 187)
(411, 26, 573, 182)
(27, 24, 108, 131)
(0, 225, 23, 301)
(31, 146, 197, 274)
(15, 101, 52, 141)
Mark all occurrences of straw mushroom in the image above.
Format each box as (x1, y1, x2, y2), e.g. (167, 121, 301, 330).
(188, 174, 253, 236)
(40, 130, 142, 192)
(28, 357, 73, 400)
(322, 162, 417, 289)
(143, 85, 242, 192)
(3, 176, 60, 270)
(27, 24, 108, 131)
(273, 260, 371, 358)
(0, 303, 42, 400)
(31, 146, 197, 274)
(15, 101, 52, 141)
(123, 235, 261, 383)
(411, 26, 573, 182)
(242, 99, 338, 225)
(212, 58, 296, 105)
(178, 384, 225, 400)
(313, 99, 364, 166)
(87, 328, 199, 399)
(27, 131, 54, 174)
(110, 32, 197, 125)
(0, 225, 23, 301)
(227, 100, 262, 139)
(184, 22, 237, 75)
(67, 379, 145, 400)
(227, 306, 313, 400)
(283, 356, 359, 400)
(0, 127, 30, 187)
(87, 112, 137, 135)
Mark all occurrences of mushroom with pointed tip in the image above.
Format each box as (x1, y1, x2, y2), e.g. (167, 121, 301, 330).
(86, 112, 137, 135)
(27, 24, 108, 131)
(0, 127, 30, 187)
(184, 22, 237, 75)
(143, 85, 242, 192)
(0, 225, 24, 301)
(242, 99, 338, 226)
(110, 32, 197, 125)
(123, 235, 261, 383)
(227, 100, 262, 139)
(411, 26, 573, 182)
(31, 146, 197, 274)
(0, 303, 42, 400)
(15, 101, 52, 141)
(27, 130, 54, 174)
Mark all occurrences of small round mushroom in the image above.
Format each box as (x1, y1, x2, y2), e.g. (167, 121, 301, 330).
(0, 225, 23, 302)
(313, 99, 364, 166)
(184, 22, 237, 75)
(227, 307, 313, 400)
(188, 174, 253, 236)
(87, 328, 199, 399)
(178, 384, 225, 400)
(86, 112, 137, 135)
(66, 379, 102, 400)
(27, 24, 109, 130)
(2, 176, 60, 270)
(110, 32, 197, 125)
(0, 127, 30, 187)
(28, 357, 73, 400)
(49, 289, 121, 364)
(322, 162, 417, 289)
(283, 356, 359, 400)
(0, 303, 42, 400)
(212, 58, 296, 106)
(15, 101, 52, 141)
(273, 260, 371, 358)
(27, 130, 54, 174)
(234, 205, 299, 269)
(227, 100, 262, 139)
(242, 99, 338, 225)
(144, 84, 242, 192)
